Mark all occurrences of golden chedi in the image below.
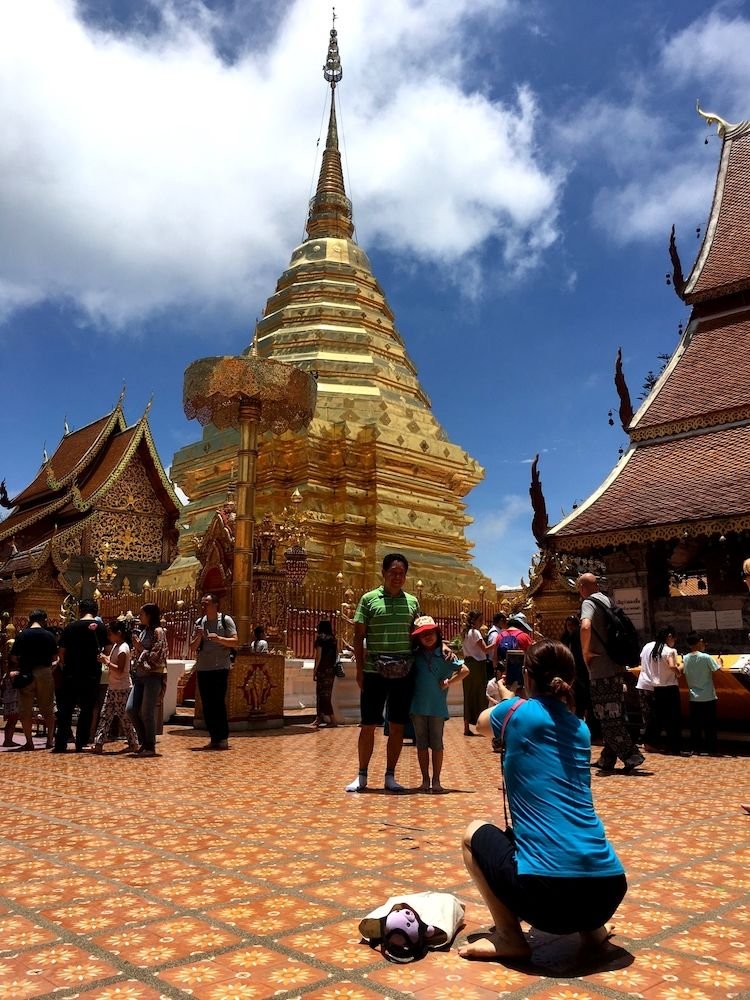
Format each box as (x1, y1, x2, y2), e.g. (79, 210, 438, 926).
(166, 26, 487, 595)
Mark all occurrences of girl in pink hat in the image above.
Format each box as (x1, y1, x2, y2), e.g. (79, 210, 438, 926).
(410, 616, 468, 792)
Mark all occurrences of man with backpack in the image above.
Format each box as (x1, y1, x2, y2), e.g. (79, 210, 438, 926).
(577, 573, 644, 773)
(189, 593, 238, 751)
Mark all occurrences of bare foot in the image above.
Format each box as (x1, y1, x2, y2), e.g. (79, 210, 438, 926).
(419, 780, 431, 792)
(431, 780, 445, 794)
(742, 804, 750, 815)
(580, 922, 616, 952)
(459, 931, 531, 962)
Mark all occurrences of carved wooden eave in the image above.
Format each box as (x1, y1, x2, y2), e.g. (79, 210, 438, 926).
(0, 492, 70, 544)
(549, 512, 750, 554)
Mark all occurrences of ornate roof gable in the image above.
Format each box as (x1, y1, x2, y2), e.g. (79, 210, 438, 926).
(683, 108, 750, 304)
(11, 399, 127, 507)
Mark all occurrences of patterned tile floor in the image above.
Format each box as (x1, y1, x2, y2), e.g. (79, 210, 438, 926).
(0, 724, 749, 999)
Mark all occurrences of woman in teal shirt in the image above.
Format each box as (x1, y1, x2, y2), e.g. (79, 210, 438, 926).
(459, 639, 626, 962)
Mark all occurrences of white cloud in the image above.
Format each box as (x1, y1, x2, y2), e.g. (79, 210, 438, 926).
(556, 8, 750, 246)
(468, 494, 528, 544)
(0, 0, 563, 327)
(662, 11, 750, 111)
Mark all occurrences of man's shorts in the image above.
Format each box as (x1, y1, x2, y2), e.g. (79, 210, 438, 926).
(360, 670, 415, 727)
(19, 667, 55, 719)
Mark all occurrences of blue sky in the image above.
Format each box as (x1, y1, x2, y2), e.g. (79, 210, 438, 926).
(1, 0, 748, 587)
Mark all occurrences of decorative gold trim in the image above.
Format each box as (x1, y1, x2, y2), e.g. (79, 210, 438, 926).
(140, 419, 185, 511)
(551, 513, 750, 552)
(0, 493, 70, 543)
(631, 405, 750, 441)
(38, 404, 127, 497)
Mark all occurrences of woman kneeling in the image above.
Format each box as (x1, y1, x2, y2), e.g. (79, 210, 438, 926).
(460, 639, 626, 962)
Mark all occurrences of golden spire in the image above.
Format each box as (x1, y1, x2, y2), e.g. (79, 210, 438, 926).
(306, 19, 354, 241)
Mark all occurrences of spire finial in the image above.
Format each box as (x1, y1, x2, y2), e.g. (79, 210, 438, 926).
(323, 12, 342, 90)
(307, 17, 353, 240)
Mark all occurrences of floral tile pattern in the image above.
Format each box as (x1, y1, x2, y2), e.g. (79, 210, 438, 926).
(0, 725, 748, 1000)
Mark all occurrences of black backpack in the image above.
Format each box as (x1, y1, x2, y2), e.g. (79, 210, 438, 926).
(588, 596, 640, 667)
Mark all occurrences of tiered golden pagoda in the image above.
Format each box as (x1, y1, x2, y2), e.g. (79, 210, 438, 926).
(166, 25, 488, 594)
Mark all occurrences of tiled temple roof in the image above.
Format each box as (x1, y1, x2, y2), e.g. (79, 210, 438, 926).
(547, 111, 750, 547)
(550, 422, 750, 545)
(684, 123, 750, 304)
(632, 310, 750, 434)
(0, 405, 180, 551)
(11, 409, 124, 507)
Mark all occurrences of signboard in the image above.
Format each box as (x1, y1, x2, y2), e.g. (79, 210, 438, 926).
(716, 609, 745, 630)
(690, 610, 717, 630)
(613, 588, 645, 630)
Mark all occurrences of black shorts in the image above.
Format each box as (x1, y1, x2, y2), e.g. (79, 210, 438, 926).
(470, 823, 627, 935)
(360, 670, 415, 727)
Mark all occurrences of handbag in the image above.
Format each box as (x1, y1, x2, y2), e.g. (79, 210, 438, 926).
(359, 892, 465, 963)
(335, 657, 345, 679)
(374, 653, 413, 679)
(12, 672, 34, 690)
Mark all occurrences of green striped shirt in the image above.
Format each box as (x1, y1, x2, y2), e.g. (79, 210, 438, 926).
(354, 586, 421, 672)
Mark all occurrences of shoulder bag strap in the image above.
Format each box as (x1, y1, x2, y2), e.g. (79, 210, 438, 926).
(499, 698, 526, 831)
(585, 595, 609, 650)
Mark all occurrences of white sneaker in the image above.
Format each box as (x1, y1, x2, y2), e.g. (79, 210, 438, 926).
(384, 774, 405, 793)
(345, 775, 367, 792)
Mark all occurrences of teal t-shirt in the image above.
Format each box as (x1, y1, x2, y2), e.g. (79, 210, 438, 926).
(682, 651, 720, 702)
(353, 586, 420, 673)
(490, 697, 624, 878)
(410, 648, 463, 719)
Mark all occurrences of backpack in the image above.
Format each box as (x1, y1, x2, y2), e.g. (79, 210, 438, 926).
(496, 630, 520, 663)
(199, 613, 237, 664)
(587, 596, 640, 667)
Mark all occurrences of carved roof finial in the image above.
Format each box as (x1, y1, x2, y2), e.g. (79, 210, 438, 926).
(614, 347, 634, 432)
(529, 454, 549, 545)
(696, 100, 735, 138)
(668, 224, 686, 299)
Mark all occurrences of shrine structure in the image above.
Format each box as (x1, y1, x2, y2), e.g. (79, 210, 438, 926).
(539, 106, 750, 651)
(0, 396, 180, 619)
(165, 25, 488, 596)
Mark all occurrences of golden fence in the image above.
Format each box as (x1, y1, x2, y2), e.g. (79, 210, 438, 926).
(93, 585, 520, 660)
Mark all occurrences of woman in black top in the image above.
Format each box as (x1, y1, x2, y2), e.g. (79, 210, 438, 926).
(312, 620, 338, 729)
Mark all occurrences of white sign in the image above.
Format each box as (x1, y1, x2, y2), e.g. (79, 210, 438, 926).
(614, 588, 645, 631)
(690, 610, 717, 630)
(716, 609, 745, 630)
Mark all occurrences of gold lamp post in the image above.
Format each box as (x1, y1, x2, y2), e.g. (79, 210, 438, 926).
(183, 355, 317, 647)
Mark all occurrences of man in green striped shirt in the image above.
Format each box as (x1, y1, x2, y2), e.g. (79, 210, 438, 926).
(346, 553, 420, 793)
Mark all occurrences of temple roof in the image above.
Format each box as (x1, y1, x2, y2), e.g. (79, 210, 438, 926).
(549, 421, 750, 548)
(11, 407, 125, 507)
(631, 309, 750, 438)
(546, 107, 750, 550)
(0, 404, 180, 550)
(683, 117, 750, 304)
